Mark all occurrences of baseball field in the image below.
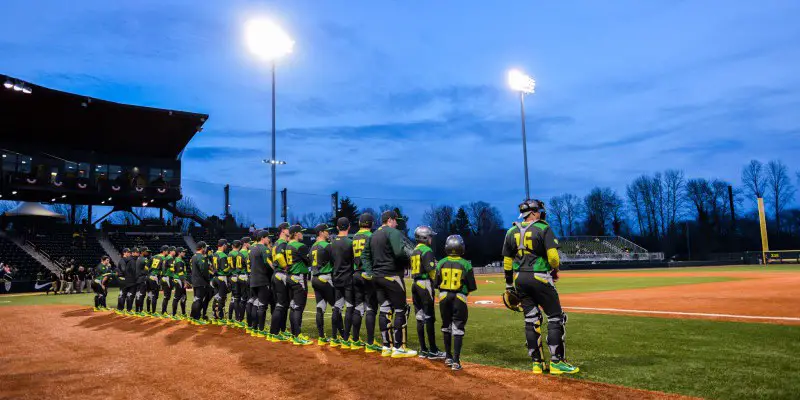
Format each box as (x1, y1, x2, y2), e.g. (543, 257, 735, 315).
(1, 265, 799, 400)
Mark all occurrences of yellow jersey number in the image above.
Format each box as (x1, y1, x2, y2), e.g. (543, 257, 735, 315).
(236, 256, 243, 269)
(410, 255, 421, 275)
(285, 249, 294, 265)
(439, 268, 462, 291)
(312, 250, 318, 266)
(151, 259, 161, 269)
(353, 239, 366, 257)
(514, 231, 534, 255)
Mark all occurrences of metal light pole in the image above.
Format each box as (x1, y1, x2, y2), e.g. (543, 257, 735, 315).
(508, 69, 536, 200)
(271, 61, 277, 227)
(245, 18, 294, 228)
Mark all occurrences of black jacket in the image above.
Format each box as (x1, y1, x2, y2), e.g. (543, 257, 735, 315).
(190, 253, 210, 287)
(249, 243, 272, 287)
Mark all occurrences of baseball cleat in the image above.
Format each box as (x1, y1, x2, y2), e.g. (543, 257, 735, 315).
(381, 347, 393, 357)
(317, 337, 332, 346)
(391, 347, 418, 359)
(350, 340, 366, 349)
(255, 331, 267, 338)
(444, 358, 454, 367)
(418, 351, 430, 359)
(549, 360, 579, 375)
(292, 336, 314, 346)
(329, 338, 341, 348)
(451, 362, 463, 371)
(427, 350, 447, 360)
(365, 343, 381, 353)
(340, 340, 353, 348)
(532, 361, 546, 374)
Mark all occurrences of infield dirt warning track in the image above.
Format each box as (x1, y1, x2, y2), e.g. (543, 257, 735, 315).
(0, 306, 691, 400)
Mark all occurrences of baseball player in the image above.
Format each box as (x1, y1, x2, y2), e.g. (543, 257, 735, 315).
(310, 224, 336, 346)
(248, 231, 273, 337)
(204, 247, 215, 321)
(410, 226, 446, 359)
(239, 237, 252, 328)
(212, 239, 230, 324)
(361, 210, 417, 358)
(145, 246, 168, 316)
(330, 218, 356, 349)
(115, 248, 131, 313)
(134, 247, 150, 316)
(189, 242, 211, 325)
(285, 224, 313, 346)
(159, 247, 176, 317)
(435, 235, 477, 371)
(269, 222, 292, 341)
(91, 256, 114, 310)
(170, 248, 189, 319)
(227, 241, 242, 325)
(502, 199, 579, 375)
(351, 213, 380, 352)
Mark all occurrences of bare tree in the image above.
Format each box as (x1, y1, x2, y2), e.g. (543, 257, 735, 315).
(297, 212, 332, 227)
(0, 201, 18, 215)
(741, 160, 767, 207)
(685, 179, 713, 222)
(583, 187, 622, 236)
(562, 194, 583, 236)
(465, 201, 504, 236)
(766, 160, 796, 233)
(549, 196, 567, 236)
(663, 169, 685, 234)
(421, 205, 455, 235)
(49, 204, 88, 224)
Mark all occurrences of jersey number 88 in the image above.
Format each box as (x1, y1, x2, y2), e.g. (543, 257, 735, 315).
(439, 268, 462, 291)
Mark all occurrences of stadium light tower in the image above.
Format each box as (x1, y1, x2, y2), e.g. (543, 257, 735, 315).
(245, 17, 295, 228)
(507, 69, 536, 200)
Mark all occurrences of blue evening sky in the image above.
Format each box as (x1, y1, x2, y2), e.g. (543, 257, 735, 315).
(2, 0, 799, 227)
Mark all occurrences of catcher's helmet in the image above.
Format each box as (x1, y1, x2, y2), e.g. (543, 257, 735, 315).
(444, 235, 465, 256)
(414, 226, 436, 244)
(518, 199, 547, 220)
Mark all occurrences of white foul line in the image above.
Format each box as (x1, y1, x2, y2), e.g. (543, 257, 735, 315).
(563, 306, 800, 322)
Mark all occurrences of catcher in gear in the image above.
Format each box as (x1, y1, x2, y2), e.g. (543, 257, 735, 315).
(502, 199, 579, 375)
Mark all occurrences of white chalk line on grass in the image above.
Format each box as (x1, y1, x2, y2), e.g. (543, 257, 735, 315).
(564, 306, 800, 321)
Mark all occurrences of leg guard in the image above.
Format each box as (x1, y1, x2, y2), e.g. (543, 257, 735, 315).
(524, 306, 544, 362)
(547, 312, 567, 362)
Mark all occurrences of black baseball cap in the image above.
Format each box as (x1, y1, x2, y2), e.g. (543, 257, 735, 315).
(196, 241, 207, 250)
(168, 246, 176, 252)
(176, 247, 186, 253)
(218, 239, 228, 247)
(289, 224, 304, 236)
(277, 222, 290, 232)
(255, 230, 269, 241)
(132, 247, 140, 253)
(122, 248, 131, 253)
(314, 223, 329, 234)
(359, 213, 374, 227)
(241, 236, 252, 244)
(232, 240, 242, 248)
(160, 245, 170, 252)
(337, 217, 350, 231)
(140, 246, 150, 253)
(381, 210, 403, 224)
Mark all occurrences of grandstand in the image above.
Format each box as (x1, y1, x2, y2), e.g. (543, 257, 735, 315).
(27, 226, 106, 270)
(0, 234, 47, 281)
(558, 236, 664, 263)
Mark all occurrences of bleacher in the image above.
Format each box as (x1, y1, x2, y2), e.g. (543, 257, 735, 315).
(0, 235, 47, 281)
(558, 236, 664, 263)
(29, 227, 106, 269)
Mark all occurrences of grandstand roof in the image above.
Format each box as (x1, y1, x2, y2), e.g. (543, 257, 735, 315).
(3, 202, 64, 219)
(0, 74, 208, 159)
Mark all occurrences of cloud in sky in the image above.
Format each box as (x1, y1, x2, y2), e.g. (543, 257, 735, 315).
(2, 0, 800, 226)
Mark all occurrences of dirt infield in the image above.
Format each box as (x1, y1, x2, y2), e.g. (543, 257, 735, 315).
(0, 306, 690, 400)
(472, 271, 800, 325)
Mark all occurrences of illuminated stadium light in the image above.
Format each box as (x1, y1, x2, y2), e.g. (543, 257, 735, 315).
(61, 195, 66, 198)
(11, 191, 17, 195)
(245, 18, 295, 62)
(3, 80, 12, 89)
(51, 198, 56, 202)
(22, 86, 32, 94)
(262, 159, 286, 165)
(508, 69, 536, 94)
(13, 83, 23, 91)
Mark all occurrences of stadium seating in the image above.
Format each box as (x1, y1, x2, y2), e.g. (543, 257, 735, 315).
(28, 227, 106, 270)
(108, 230, 188, 253)
(0, 235, 48, 280)
(558, 236, 663, 263)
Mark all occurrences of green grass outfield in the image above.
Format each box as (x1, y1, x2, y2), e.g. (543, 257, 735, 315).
(3, 265, 800, 399)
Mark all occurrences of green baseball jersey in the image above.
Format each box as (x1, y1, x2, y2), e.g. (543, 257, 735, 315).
(310, 240, 332, 276)
(171, 257, 186, 279)
(272, 239, 289, 271)
(352, 229, 372, 271)
(229, 250, 245, 274)
(435, 256, 478, 295)
(164, 255, 175, 278)
(240, 248, 251, 274)
(286, 240, 310, 275)
(501, 221, 560, 273)
(148, 255, 166, 276)
(212, 251, 230, 276)
(410, 244, 436, 280)
(94, 263, 112, 282)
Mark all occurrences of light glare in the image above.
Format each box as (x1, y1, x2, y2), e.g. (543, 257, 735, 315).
(245, 18, 295, 61)
(508, 69, 536, 94)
